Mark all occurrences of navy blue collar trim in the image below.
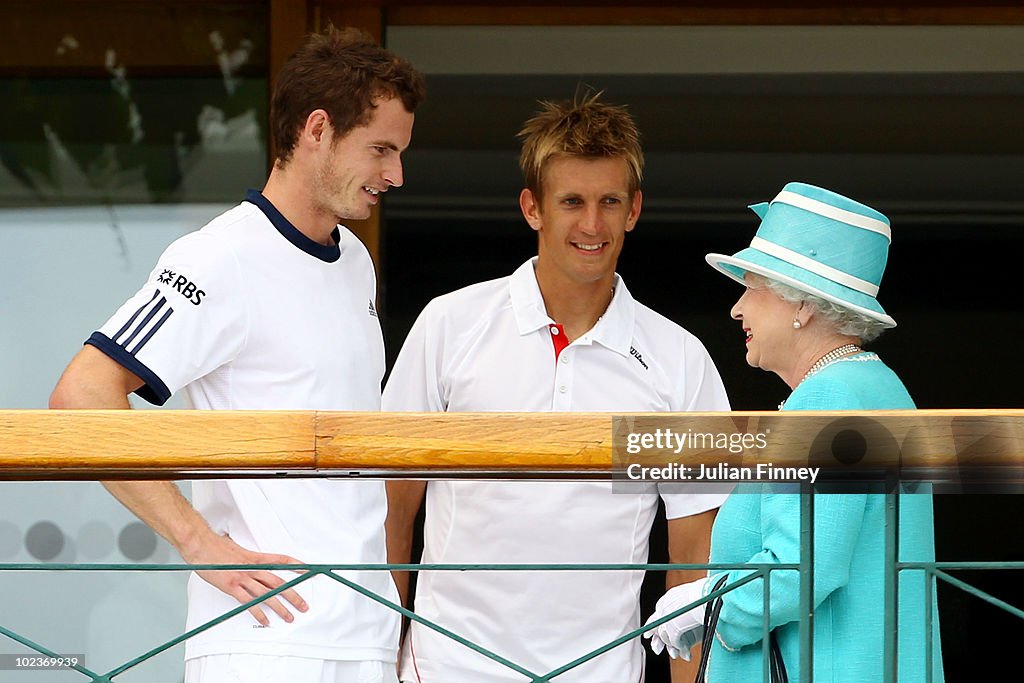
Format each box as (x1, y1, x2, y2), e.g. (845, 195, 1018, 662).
(245, 189, 341, 263)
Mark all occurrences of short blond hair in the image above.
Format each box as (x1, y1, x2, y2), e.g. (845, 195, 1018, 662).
(517, 91, 643, 201)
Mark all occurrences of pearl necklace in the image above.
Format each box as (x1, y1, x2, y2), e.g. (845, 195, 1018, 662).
(801, 344, 862, 383)
(778, 344, 868, 410)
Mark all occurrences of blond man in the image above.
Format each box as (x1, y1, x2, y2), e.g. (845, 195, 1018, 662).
(384, 93, 729, 683)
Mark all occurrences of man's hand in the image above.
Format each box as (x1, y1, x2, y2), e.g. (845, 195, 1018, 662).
(185, 532, 309, 627)
(643, 577, 710, 661)
(52, 346, 311, 627)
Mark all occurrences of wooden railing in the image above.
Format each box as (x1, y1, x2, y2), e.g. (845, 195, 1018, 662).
(1, 409, 1021, 480)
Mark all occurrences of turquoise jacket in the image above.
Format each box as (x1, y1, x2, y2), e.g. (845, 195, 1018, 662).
(705, 354, 944, 682)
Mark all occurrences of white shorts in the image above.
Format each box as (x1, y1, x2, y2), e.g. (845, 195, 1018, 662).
(184, 654, 398, 683)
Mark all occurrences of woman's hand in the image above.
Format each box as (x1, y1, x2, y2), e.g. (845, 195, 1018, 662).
(643, 577, 710, 660)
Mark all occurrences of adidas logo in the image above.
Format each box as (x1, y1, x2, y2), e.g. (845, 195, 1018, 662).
(368, 300, 378, 318)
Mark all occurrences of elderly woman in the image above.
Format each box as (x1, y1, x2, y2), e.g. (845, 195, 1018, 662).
(645, 182, 943, 681)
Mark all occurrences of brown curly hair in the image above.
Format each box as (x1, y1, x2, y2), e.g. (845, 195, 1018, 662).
(271, 26, 426, 165)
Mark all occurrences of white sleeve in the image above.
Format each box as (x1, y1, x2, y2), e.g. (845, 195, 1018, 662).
(659, 482, 731, 519)
(382, 300, 447, 413)
(87, 232, 247, 405)
(678, 336, 730, 413)
(660, 335, 733, 519)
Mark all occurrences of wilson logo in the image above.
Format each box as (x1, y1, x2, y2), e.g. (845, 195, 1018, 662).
(629, 346, 649, 370)
(157, 269, 205, 306)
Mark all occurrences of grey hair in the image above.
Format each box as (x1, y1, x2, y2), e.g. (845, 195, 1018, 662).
(750, 274, 888, 344)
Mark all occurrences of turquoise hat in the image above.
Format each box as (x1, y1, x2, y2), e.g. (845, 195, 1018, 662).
(705, 181, 896, 328)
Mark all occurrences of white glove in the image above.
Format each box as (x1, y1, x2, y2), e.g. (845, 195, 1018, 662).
(642, 577, 710, 661)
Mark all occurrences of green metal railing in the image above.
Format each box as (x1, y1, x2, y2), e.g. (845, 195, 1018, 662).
(0, 561, 795, 683)
(5, 489, 1019, 682)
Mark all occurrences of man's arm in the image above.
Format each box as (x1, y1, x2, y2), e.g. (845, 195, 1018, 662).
(385, 480, 426, 607)
(50, 345, 140, 409)
(381, 303, 445, 608)
(49, 346, 308, 626)
(666, 508, 717, 682)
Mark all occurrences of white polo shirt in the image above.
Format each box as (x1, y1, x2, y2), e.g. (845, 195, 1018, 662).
(89, 190, 400, 663)
(383, 258, 730, 682)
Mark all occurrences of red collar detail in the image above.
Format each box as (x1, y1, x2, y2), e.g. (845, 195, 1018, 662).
(548, 323, 569, 361)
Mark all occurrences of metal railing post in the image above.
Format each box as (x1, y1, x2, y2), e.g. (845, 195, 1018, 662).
(799, 483, 815, 683)
(883, 481, 900, 683)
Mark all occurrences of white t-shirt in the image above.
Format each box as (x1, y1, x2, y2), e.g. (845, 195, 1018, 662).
(382, 259, 731, 682)
(89, 190, 400, 663)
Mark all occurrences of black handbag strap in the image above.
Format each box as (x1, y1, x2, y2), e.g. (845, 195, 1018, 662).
(769, 630, 789, 683)
(695, 575, 728, 683)
(694, 574, 788, 683)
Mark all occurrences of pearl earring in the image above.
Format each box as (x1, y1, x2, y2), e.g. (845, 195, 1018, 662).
(792, 320, 802, 329)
